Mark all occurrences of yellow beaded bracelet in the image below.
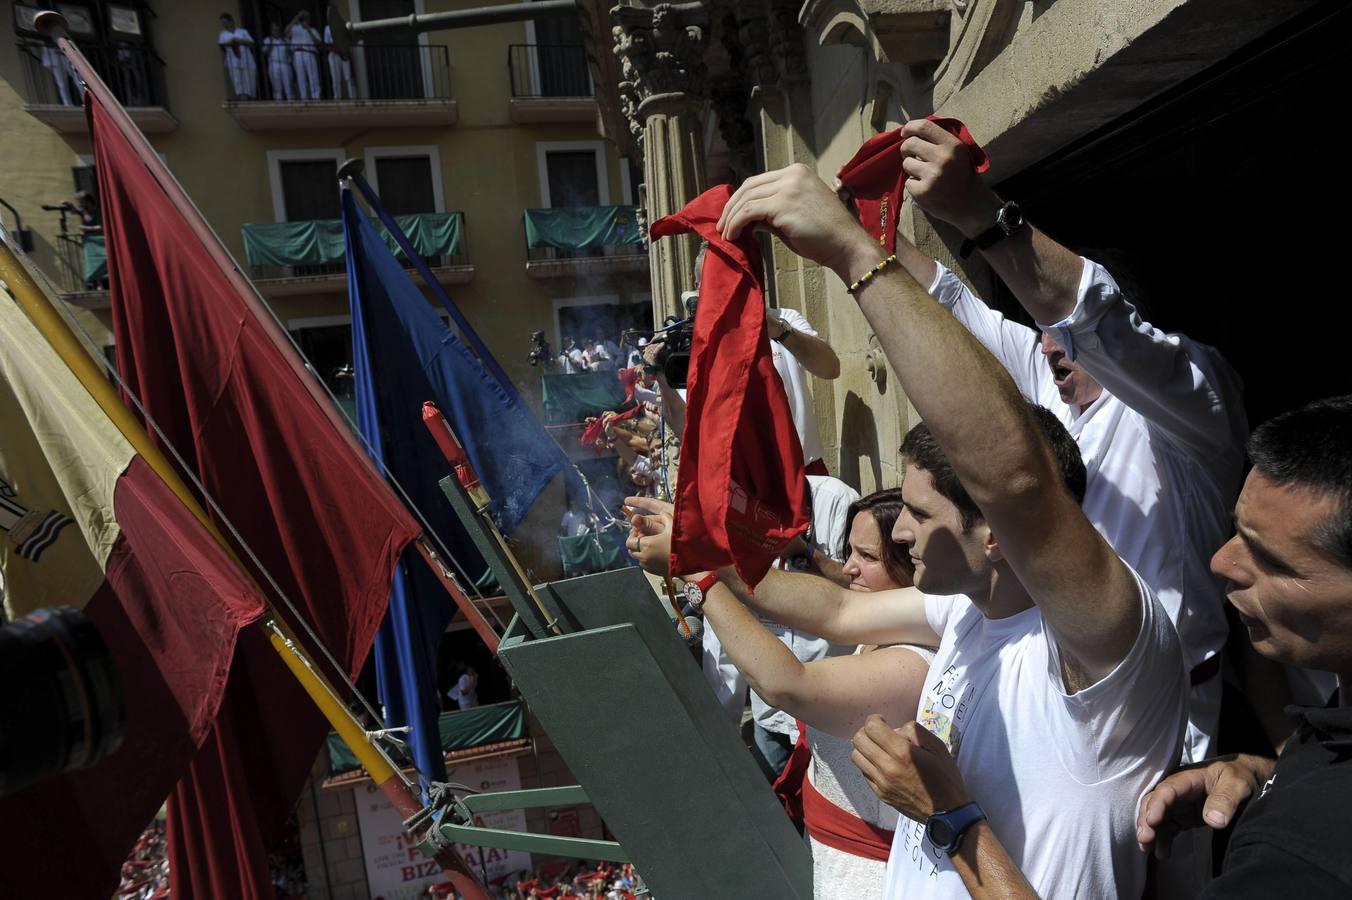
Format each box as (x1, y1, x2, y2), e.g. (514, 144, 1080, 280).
(846, 254, 899, 295)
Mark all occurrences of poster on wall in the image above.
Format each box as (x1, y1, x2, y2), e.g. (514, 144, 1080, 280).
(355, 756, 534, 897)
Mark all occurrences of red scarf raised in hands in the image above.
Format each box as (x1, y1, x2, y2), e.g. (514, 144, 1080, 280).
(650, 185, 809, 588)
(837, 116, 990, 253)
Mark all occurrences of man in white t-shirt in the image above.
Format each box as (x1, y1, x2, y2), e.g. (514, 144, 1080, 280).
(766, 306, 839, 475)
(261, 22, 293, 101)
(286, 10, 322, 100)
(217, 15, 257, 100)
(879, 120, 1246, 772)
(694, 163, 1188, 900)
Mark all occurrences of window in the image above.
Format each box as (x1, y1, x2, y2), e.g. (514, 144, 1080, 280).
(364, 145, 445, 215)
(536, 141, 609, 208)
(267, 149, 343, 222)
(280, 160, 341, 220)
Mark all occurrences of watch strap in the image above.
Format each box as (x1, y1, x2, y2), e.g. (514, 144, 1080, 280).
(928, 801, 986, 855)
(693, 572, 718, 594)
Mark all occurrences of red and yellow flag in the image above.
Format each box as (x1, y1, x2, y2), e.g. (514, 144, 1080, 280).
(0, 265, 266, 899)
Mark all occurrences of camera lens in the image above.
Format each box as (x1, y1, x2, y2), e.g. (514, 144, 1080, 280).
(0, 607, 124, 798)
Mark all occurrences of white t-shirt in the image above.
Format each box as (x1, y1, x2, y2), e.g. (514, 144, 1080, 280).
(930, 261, 1245, 762)
(769, 307, 825, 467)
(882, 571, 1187, 900)
(287, 24, 319, 50)
(262, 36, 289, 66)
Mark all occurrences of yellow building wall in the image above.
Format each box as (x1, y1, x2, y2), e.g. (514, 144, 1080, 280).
(0, 0, 644, 576)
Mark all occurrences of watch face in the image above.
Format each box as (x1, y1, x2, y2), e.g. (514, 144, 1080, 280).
(683, 582, 701, 605)
(927, 818, 956, 849)
(998, 202, 1024, 234)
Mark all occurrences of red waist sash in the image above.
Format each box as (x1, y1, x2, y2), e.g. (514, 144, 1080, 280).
(802, 770, 895, 862)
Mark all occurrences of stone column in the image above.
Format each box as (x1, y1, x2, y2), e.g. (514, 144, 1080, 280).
(613, 2, 711, 324)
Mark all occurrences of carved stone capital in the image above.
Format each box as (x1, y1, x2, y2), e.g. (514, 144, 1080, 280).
(799, 0, 950, 65)
(611, 2, 711, 148)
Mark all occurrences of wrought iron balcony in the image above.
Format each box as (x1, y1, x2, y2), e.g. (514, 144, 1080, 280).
(222, 42, 457, 130)
(15, 40, 176, 133)
(507, 44, 596, 123)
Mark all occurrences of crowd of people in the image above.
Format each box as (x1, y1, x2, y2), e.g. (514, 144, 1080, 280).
(218, 10, 354, 102)
(595, 118, 1350, 899)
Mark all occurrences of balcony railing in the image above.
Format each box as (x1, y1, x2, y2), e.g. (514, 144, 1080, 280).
(223, 42, 451, 102)
(241, 211, 468, 281)
(16, 40, 168, 109)
(523, 206, 644, 262)
(508, 44, 592, 98)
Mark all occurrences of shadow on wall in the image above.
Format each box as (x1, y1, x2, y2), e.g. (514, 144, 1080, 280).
(838, 389, 883, 491)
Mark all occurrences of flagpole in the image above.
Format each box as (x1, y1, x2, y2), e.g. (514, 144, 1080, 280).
(1, 147, 489, 900)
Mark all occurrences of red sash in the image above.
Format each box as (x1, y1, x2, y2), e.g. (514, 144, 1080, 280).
(802, 770, 895, 862)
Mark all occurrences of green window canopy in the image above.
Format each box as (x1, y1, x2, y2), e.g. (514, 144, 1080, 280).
(82, 233, 107, 285)
(524, 205, 643, 251)
(241, 212, 462, 269)
(540, 371, 628, 424)
(326, 700, 526, 777)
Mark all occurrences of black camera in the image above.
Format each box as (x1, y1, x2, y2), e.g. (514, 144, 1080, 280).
(638, 291, 699, 389)
(527, 330, 552, 368)
(0, 606, 125, 798)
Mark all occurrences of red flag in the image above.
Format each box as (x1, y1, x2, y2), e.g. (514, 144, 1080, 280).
(0, 281, 265, 899)
(837, 117, 990, 253)
(87, 92, 420, 898)
(650, 186, 809, 587)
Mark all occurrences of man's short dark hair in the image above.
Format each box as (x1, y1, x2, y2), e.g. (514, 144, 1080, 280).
(1248, 395, 1352, 566)
(899, 404, 1087, 530)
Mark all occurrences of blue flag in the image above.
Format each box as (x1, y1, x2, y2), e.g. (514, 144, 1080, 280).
(342, 187, 571, 786)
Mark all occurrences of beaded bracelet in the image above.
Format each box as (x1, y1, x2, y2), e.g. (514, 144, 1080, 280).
(846, 254, 898, 295)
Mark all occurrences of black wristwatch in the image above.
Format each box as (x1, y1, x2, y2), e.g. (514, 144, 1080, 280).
(959, 201, 1025, 259)
(925, 801, 986, 855)
(786, 541, 816, 572)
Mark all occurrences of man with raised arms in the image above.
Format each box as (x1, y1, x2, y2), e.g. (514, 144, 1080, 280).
(633, 163, 1189, 899)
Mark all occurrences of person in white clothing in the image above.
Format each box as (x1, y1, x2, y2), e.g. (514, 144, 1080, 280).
(40, 41, 82, 106)
(446, 665, 479, 710)
(217, 15, 258, 100)
(261, 22, 293, 101)
(286, 10, 322, 100)
(766, 306, 839, 474)
(322, 14, 355, 100)
(876, 119, 1246, 776)
(705, 162, 1188, 900)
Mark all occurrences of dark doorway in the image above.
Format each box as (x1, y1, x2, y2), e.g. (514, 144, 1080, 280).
(994, 0, 1352, 429)
(359, 0, 425, 98)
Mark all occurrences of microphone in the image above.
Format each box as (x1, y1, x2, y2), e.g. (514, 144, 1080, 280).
(678, 615, 704, 645)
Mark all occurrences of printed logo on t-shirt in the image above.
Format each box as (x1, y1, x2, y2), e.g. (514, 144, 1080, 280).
(918, 663, 972, 755)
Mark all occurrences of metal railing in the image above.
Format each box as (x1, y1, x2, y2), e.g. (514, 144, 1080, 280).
(16, 40, 168, 109)
(508, 44, 592, 98)
(223, 41, 452, 102)
(523, 206, 644, 262)
(247, 211, 469, 281)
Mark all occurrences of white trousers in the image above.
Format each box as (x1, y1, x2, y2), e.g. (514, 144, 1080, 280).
(292, 51, 321, 100)
(327, 53, 355, 99)
(226, 61, 257, 99)
(267, 60, 293, 100)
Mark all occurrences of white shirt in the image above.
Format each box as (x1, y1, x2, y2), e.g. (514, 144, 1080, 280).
(769, 307, 826, 467)
(218, 28, 254, 66)
(447, 673, 478, 709)
(882, 572, 1187, 900)
(930, 261, 1245, 759)
(704, 475, 859, 735)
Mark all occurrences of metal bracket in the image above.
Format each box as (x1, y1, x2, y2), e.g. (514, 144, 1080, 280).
(418, 785, 630, 863)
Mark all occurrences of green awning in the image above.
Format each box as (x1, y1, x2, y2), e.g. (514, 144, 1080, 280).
(326, 700, 527, 776)
(560, 532, 630, 578)
(524, 205, 643, 250)
(241, 212, 462, 268)
(82, 234, 107, 285)
(540, 371, 628, 424)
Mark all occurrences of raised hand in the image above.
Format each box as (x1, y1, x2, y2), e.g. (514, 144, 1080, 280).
(898, 119, 1002, 238)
